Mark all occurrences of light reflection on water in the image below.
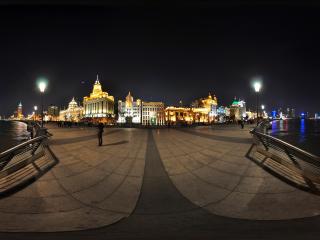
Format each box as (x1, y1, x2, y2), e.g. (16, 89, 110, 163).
(299, 119, 306, 143)
(0, 121, 29, 152)
(270, 119, 320, 156)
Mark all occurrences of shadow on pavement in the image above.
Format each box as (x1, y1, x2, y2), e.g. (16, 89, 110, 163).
(246, 144, 320, 195)
(50, 129, 122, 145)
(102, 140, 129, 146)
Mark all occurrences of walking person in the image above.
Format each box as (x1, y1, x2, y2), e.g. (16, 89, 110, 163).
(27, 122, 34, 139)
(240, 118, 244, 129)
(97, 122, 104, 146)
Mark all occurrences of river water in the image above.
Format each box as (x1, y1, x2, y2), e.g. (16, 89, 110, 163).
(269, 119, 320, 156)
(0, 120, 29, 153)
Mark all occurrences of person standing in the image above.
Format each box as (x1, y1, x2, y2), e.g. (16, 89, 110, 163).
(240, 118, 244, 129)
(97, 122, 104, 146)
(27, 123, 34, 139)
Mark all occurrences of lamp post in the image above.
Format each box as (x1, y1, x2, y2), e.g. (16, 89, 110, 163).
(261, 105, 265, 119)
(34, 105, 38, 121)
(253, 80, 262, 125)
(38, 80, 47, 128)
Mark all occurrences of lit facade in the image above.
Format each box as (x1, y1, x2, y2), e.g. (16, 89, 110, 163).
(217, 106, 230, 122)
(83, 75, 115, 123)
(192, 93, 218, 123)
(285, 108, 296, 118)
(47, 105, 59, 121)
(230, 98, 246, 120)
(13, 102, 24, 120)
(165, 107, 194, 125)
(118, 92, 141, 124)
(142, 102, 165, 126)
(59, 97, 83, 122)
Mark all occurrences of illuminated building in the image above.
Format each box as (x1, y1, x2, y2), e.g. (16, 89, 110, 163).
(230, 98, 246, 121)
(315, 113, 320, 119)
(142, 102, 165, 126)
(217, 106, 230, 122)
(165, 107, 194, 125)
(191, 93, 218, 123)
(245, 110, 256, 120)
(118, 92, 141, 124)
(83, 75, 115, 123)
(13, 102, 24, 120)
(285, 108, 296, 118)
(47, 105, 59, 121)
(59, 97, 83, 122)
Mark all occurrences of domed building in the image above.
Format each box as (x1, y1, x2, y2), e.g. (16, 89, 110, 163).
(192, 93, 218, 123)
(59, 97, 83, 122)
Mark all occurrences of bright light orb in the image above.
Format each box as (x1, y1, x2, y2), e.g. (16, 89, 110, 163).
(38, 81, 47, 93)
(34, 105, 38, 111)
(253, 81, 262, 93)
(37, 77, 48, 93)
(261, 105, 265, 110)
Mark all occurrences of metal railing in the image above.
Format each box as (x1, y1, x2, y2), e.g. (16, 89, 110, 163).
(0, 134, 49, 179)
(251, 121, 320, 184)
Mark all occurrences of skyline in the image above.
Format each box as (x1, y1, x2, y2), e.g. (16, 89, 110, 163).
(1, 73, 311, 117)
(1, 3, 320, 116)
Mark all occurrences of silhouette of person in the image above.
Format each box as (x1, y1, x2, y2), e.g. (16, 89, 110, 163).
(240, 118, 244, 129)
(27, 123, 34, 139)
(98, 123, 104, 146)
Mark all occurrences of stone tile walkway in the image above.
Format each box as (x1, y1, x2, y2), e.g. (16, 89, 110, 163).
(154, 127, 320, 220)
(0, 126, 147, 231)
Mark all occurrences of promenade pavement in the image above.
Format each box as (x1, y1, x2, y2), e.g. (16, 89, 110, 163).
(0, 124, 320, 239)
(154, 127, 320, 220)
(0, 125, 147, 231)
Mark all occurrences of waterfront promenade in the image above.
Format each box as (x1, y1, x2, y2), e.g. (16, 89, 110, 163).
(0, 124, 320, 239)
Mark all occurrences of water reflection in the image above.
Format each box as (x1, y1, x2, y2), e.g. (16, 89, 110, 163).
(0, 121, 28, 152)
(271, 120, 278, 133)
(271, 120, 288, 136)
(299, 119, 306, 143)
(270, 119, 320, 156)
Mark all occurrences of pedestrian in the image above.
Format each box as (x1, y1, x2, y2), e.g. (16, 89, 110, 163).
(240, 119, 244, 129)
(27, 123, 34, 139)
(97, 122, 104, 146)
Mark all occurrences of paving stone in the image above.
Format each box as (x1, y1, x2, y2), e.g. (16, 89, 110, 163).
(171, 172, 230, 206)
(72, 174, 125, 205)
(192, 166, 241, 190)
(0, 207, 125, 232)
(97, 176, 143, 213)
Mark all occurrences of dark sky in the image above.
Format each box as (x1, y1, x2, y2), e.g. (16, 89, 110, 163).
(1, 1, 320, 117)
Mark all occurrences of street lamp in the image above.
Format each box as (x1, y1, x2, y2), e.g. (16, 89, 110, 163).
(37, 79, 47, 127)
(34, 105, 38, 121)
(252, 79, 262, 125)
(261, 105, 265, 119)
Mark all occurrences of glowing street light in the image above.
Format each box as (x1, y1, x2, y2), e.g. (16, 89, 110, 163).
(252, 78, 263, 125)
(253, 81, 262, 93)
(38, 81, 47, 93)
(261, 105, 265, 110)
(37, 78, 48, 128)
(33, 105, 38, 121)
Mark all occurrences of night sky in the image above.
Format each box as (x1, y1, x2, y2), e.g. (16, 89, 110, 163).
(1, 1, 320, 117)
